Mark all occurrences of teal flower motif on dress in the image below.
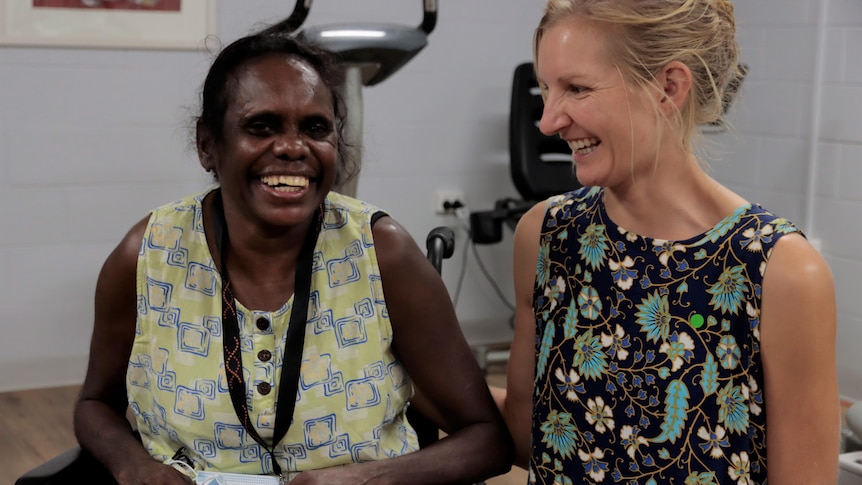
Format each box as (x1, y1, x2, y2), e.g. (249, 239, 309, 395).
(697, 204, 748, 244)
(685, 471, 718, 485)
(573, 329, 608, 380)
(717, 382, 749, 435)
(635, 292, 671, 343)
(537, 242, 551, 288)
(578, 286, 603, 320)
(537, 321, 555, 381)
(772, 217, 797, 234)
(707, 265, 748, 315)
(578, 223, 609, 271)
(653, 380, 690, 444)
(717, 335, 741, 370)
(700, 353, 718, 395)
(553, 474, 573, 485)
(563, 302, 578, 339)
(540, 410, 579, 459)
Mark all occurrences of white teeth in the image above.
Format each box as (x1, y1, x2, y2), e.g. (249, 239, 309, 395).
(271, 185, 302, 193)
(570, 137, 599, 150)
(260, 175, 309, 188)
(575, 144, 599, 155)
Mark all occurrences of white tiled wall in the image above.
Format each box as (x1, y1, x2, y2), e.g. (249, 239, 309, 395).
(0, 0, 860, 399)
(0, 0, 538, 391)
(717, 0, 862, 401)
(822, 0, 862, 401)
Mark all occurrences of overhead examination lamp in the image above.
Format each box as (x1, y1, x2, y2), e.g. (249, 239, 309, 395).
(280, 0, 438, 197)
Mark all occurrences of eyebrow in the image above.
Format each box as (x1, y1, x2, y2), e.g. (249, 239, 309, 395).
(537, 71, 588, 87)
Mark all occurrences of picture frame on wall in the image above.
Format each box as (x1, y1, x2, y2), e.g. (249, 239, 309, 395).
(0, 0, 216, 50)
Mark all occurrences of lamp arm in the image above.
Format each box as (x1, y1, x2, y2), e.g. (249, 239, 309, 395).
(284, 0, 313, 33)
(420, 0, 438, 35)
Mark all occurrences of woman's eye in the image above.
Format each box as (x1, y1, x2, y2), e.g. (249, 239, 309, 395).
(247, 122, 274, 136)
(304, 119, 334, 139)
(568, 85, 586, 95)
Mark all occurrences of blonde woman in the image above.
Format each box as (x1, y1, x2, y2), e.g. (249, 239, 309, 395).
(494, 1, 839, 483)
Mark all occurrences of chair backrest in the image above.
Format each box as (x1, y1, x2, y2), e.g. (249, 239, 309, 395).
(509, 62, 580, 202)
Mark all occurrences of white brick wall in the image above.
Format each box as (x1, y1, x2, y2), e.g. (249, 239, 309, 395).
(1, 0, 860, 399)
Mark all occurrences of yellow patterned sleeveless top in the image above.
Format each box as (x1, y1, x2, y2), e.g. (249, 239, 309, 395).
(127, 189, 418, 478)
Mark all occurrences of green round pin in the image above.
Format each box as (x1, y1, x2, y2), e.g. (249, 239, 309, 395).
(690, 313, 705, 329)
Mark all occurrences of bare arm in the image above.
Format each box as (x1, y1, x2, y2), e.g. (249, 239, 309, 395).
(494, 202, 544, 469)
(73, 216, 190, 485)
(760, 233, 839, 484)
(293, 217, 513, 484)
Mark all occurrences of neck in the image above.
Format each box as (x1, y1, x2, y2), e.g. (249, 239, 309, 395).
(205, 190, 318, 310)
(603, 153, 745, 240)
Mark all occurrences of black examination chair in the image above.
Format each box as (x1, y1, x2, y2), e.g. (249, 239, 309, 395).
(469, 62, 580, 244)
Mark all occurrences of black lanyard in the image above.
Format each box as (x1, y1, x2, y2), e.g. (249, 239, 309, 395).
(212, 190, 321, 477)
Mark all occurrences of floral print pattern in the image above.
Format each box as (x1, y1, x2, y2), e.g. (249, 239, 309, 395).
(530, 187, 800, 484)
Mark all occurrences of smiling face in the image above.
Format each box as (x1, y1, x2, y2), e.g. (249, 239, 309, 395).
(199, 54, 338, 232)
(536, 15, 665, 190)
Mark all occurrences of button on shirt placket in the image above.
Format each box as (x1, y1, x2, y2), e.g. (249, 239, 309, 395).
(253, 313, 277, 409)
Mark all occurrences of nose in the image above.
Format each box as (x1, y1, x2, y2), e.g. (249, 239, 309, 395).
(538, 92, 572, 137)
(272, 131, 309, 160)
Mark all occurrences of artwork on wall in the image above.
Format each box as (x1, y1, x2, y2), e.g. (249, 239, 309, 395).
(0, 0, 215, 49)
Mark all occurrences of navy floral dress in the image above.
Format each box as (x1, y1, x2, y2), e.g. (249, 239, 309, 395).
(530, 187, 800, 485)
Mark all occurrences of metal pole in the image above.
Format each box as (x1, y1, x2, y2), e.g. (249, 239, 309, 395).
(335, 65, 363, 198)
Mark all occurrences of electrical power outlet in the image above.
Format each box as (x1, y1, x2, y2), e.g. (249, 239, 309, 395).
(434, 190, 464, 215)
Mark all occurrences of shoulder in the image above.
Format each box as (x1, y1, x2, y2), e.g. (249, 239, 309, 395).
(150, 189, 211, 215)
(763, 232, 832, 295)
(325, 192, 386, 220)
(516, 187, 596, 241)
(745, 205, 802, 235)
(515, 201, 548, 244)
(369, 213, 416, 260)
(143, 190, 211, 236)
(99, 214, 151, 284)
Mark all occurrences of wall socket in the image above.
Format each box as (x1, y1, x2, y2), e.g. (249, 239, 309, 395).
(435, 189, 465, 215)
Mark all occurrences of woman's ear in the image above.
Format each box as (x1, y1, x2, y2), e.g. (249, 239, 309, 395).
(196, 120, 216, 173)
(657, 60, 693, 114)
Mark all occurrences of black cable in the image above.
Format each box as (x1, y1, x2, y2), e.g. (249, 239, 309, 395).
(452, 226, 470, 309)
(469, 232, 516, 312)
(452, 220, 516, 312)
